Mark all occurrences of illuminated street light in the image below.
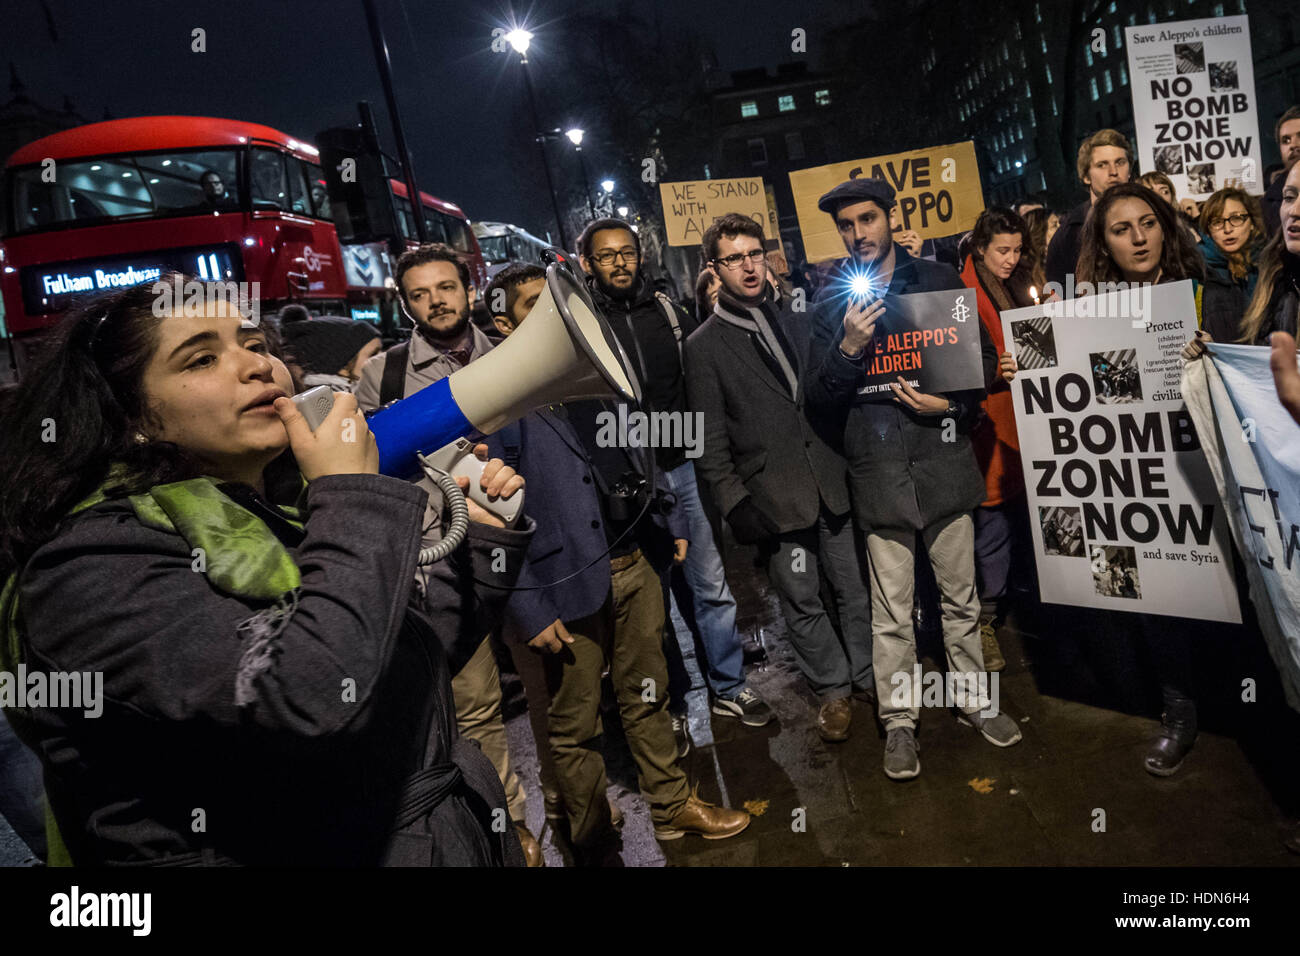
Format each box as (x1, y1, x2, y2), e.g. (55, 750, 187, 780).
(601, 179, 615, 193)
(617, 205, 629, 217)
(565, 128, 584, 146)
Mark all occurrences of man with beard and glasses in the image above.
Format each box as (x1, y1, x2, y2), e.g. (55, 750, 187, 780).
(355, 243, 543, 866)
(577, 218, 773, 755)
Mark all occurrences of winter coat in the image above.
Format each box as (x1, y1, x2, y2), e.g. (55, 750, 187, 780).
(1196, 233, 1260, 343)
(1, 471, 531, 866)
(806, 243, 997, 532)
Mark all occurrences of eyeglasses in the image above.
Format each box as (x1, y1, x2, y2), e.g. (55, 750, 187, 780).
(591, 248, 639, 266)
(713, 250, 767, 270)
(1208, 213, 1250, 232)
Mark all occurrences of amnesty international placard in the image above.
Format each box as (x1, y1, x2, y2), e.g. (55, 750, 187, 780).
(789, 141, 983, 263)
(659, 177, 766, 247)
(1125, 15, 1262, 199)
(1001, 281, 1239, 622)
(851, 288, 984, 396)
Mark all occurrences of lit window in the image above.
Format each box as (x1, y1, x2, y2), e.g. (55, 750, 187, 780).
(1113, 24, 1122, 48)
(1085, 46, 1093, 67)
(1213, 2, 1224, 14)
(814, 89, 830, 106)
(1120, 62, 1128, 85)
(1103, 69, 1113, 94)
(1040, 34, 1047, 53)
(1035, 2, 1042, 22)
(778, 94, 795, 112)
(741, 100, 758, 118)
(1090, 77, 1099, 101)
(1045, 64, 1053, 84)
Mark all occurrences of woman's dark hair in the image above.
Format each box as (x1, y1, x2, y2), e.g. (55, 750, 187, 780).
(1077, 182, 1205, 286)
(971, 207, 1031, 268)
(0, 275, 210, 579)
(1022, 207, 1053, 289)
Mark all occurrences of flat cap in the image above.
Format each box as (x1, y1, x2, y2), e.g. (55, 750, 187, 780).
(817, 177, 897, 216)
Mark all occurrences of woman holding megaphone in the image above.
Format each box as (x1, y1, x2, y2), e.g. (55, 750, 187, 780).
(0, 276, 531, 866)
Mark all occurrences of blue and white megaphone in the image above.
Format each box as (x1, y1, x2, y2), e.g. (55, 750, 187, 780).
(296, 256, 640, 495)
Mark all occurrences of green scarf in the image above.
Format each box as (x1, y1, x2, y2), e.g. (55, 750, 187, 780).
(1, 471, 308, 865)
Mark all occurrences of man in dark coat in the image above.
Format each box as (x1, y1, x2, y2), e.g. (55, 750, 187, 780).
(806, 177, 1022, 781)
(685, 213, 873, 744)
(482, 265, 751, 862)
(1044, 129, 1134, 291)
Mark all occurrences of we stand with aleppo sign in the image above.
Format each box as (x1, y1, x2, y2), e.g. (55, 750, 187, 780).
(1125, 14, 1262, 200)
(1001, 281, 1239, 622)
(852, 287, 984, 396)
(659, 178, 767, 246)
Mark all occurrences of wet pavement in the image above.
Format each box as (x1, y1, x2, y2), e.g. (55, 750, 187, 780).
(4, 530, 1299, 867)
(505, 534, 1300, 868)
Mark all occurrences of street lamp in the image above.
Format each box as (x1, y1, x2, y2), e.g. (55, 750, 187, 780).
(504, 25, 567, 249)
(565, 127, 595, 220)
(617, 205, 629, 218)
(601, 179, 615, 194)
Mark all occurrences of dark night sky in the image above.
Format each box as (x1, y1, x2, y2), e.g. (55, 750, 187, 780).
(1, 0, 855, 237)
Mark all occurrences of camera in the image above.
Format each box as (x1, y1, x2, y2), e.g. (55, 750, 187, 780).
(607, 471, 675, 522)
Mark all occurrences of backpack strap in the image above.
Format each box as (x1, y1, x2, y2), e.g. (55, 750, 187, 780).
(655, 293, 683, 357)
(380, 340, 411, 406)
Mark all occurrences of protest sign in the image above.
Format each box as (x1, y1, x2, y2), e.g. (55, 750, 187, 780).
(1125, 15, 1263, 199)
(1183, 346, 1300, 710)
(1002, 280, 1239, 622)
(789, 141, 983, 263)
(851, 287, 984, 396)
(659, 177, 766, 247)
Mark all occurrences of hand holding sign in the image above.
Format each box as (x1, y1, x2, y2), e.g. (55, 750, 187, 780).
(890, 376, 949, 415)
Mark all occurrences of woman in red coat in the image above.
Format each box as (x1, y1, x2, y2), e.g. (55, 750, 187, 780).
(959, 207, 1035, 671)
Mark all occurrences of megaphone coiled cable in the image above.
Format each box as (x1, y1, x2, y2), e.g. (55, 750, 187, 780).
(416, 456, 470, 566)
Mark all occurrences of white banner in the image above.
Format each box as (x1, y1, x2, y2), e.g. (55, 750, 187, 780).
(1002, 281, 1239, 622)
(1183, 346, 1300, 711)
(1125, 14, 1262, 199)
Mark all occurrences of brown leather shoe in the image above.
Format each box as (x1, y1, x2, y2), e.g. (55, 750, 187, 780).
(980, 614, 1006, 672)
(653, 786, 750, 841)
(515, 822, 544, 868)
(818, 697, 852, 742)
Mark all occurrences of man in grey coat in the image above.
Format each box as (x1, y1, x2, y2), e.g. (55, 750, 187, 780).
(686, 214, 874, 742)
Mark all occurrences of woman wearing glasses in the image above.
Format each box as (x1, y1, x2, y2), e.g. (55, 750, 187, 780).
(1194, 188, 1267, 343)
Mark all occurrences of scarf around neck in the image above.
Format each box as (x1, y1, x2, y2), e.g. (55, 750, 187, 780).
(714, 285, 799, 399)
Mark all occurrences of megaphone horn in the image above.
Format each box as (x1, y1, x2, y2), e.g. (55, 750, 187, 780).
(367, 258, 642, 477)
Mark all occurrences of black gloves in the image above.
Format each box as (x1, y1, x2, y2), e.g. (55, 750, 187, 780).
(727, 498, 779, 544)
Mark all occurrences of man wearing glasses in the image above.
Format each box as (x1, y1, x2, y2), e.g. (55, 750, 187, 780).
(578, 218, 773, 749)
(685, 213, 874, 743)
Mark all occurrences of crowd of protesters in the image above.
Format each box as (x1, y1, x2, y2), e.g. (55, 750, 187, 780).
(0, 103, 1298, 868)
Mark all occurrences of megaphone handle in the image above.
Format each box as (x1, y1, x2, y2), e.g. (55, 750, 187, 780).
(417, 466, 470, 566)
(420, 437, 524, 528)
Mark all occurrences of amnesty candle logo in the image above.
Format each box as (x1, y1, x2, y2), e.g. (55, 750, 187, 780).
(0, 665, 103, 718)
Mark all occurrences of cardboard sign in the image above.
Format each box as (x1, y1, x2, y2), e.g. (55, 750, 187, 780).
(1125, 15, 1263, 199)
(789, 141, 984, 263)
(659, 177, 767, 247)
(1002, 281, 1239, 622)
(850, 287, 985, 396)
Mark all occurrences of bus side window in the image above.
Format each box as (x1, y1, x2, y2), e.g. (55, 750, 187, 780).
(286, 157, 312, 216)
(305, 162, 332, 221)
(422, 210, 447, 244)
(394, 196, 415, 240)
(439, 212, 471, 253)
(249, 148, 288, 211)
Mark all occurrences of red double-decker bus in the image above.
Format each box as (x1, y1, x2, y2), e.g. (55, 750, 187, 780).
(1, 115, 349, 373)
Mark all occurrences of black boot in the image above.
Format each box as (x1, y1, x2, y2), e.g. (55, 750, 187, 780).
(1144, 694, 1197, 777)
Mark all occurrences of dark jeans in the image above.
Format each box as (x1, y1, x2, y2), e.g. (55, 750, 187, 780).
(0, 708, 46, 859)
(973, 495, 1034, 612)
(766, 509, 874, 700)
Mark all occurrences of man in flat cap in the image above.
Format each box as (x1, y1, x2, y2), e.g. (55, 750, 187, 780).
(805, 177, 1021, 780)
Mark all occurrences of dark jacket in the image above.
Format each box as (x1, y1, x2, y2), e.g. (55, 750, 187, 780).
(587, 273, 700, 472)
(1044, 199, 1091, 289)
(685, 288, 851, 534)
(1197, 233, 1260, 343)
(12, 474, 532, 866)
(491, 405, 688, 642)
(806, 244, 996, 532)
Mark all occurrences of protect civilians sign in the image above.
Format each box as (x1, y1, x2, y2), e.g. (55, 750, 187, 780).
(659, 177, 767, 246)
(1125, 14, 1263, 200)
(851, 287, 985, 396)
(789, 141, 984, 263)
(1001, 281, 1239, 622)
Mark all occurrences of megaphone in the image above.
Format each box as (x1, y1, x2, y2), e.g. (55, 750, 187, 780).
(364, 256, 641, 478)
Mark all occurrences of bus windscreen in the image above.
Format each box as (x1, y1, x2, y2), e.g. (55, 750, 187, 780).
(6, 148, 241, 235)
